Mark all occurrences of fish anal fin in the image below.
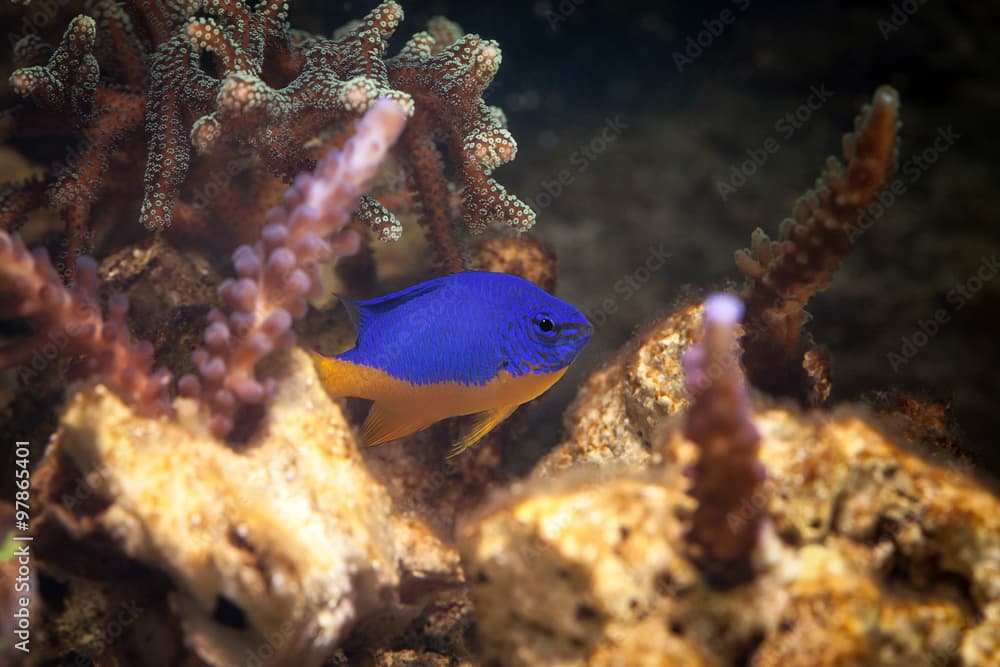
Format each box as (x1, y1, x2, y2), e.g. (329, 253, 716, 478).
(447, 404, 518, 459)
(363, 402, 427, 447)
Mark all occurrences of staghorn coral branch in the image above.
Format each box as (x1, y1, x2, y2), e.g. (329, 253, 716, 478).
(402, 111, 466, 272)
(735, 86, 900, 400)
(88, 0, 147, 86)
(139, 26, 216, 231)
(0, 231, 171, 415)
(188, 2, 410, 170)
(178, 98, 408, 438)
(8, 15, 99, 116)
(0, 175, 47, 233)
(388, 23, 535, 271)
(682, 293, 765, 588)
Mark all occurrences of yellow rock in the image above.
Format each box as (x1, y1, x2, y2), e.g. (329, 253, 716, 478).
(537, 302, 703, 476)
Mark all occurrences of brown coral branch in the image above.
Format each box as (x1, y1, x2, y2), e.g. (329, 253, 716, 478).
(387, 23, 535, 271)
(0, 175, 47, 232)
(88, 0, 147, 86)
(139, 28, 215, 230)
(178, 99, 408, 438)
(401, 112, 466, 272)
(0, 231, 171, 415)
(682, 293, 765, 588)
(8, 15, 99, 116)
(735, 86, 900, 400)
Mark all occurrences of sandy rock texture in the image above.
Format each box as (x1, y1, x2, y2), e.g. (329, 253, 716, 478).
(35, 348, 463, 667)
(460, 304, 1000, 667)
(461, 406, 1000, 666)
(536, 301, 702, 475)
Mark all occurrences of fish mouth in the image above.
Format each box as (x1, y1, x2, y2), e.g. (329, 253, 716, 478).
(561, 320, 594, 342)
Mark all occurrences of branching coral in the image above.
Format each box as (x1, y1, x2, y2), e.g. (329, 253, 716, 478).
(386, 16, 535, 271)
(1, 11, 144, 273)
(735, 86, 900, 402)
(178, 98, 407, 438)
(8, 14, 99, 115)
(681, 294, 764, 587)
(0, 231, 171, 415)
(1, 1, 532, 276)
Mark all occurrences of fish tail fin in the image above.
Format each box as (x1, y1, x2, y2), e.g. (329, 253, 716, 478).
(306, 347, 368, 399)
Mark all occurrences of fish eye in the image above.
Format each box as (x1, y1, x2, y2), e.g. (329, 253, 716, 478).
(533, 315, 557, 336)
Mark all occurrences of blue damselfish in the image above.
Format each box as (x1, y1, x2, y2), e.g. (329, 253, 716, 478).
(308, 271, 592, 456)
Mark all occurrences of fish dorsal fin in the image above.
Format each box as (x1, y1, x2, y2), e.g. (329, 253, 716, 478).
(447, 404, 519, 458)
(338, 296, 363, 332)
(341, 281, 443, 338)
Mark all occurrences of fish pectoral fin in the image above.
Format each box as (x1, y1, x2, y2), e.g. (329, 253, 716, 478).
(447, 404, 519, 459)
(363, 402, 426, 447)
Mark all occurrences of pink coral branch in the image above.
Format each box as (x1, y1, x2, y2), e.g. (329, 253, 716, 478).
(0, 232, 171, 415)
(682, 293, 765, 588)
(179, 98, 408, 438)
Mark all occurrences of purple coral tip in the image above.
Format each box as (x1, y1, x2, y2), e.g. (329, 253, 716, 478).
(703, 293, 744, 326)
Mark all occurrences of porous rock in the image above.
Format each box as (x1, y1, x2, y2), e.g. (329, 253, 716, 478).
(38, 347, 462, 667)
(536, 301, 703, 475)
(461, 399, 1000, 666)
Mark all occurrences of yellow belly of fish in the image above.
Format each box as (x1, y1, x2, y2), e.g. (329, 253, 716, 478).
(308, 351, 566, 451)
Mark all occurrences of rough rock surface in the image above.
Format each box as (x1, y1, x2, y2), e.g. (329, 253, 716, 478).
(536, 301, 703, 475)
(36, 348, 463, 667)
(461, 405, 1000, 666)
(460, 303, 1000, 667)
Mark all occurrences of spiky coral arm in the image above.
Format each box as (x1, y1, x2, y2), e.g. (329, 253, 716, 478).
(0, 232, 171, 415)
(682, 294, 765, 588)
(8, 15, 99, 115)
(388, 17, 535, 271)
(734, 86, 900, 399)
(188, 2, 534, 272)
(3, 8, 145, 275)
(178, 99, 408, 438)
